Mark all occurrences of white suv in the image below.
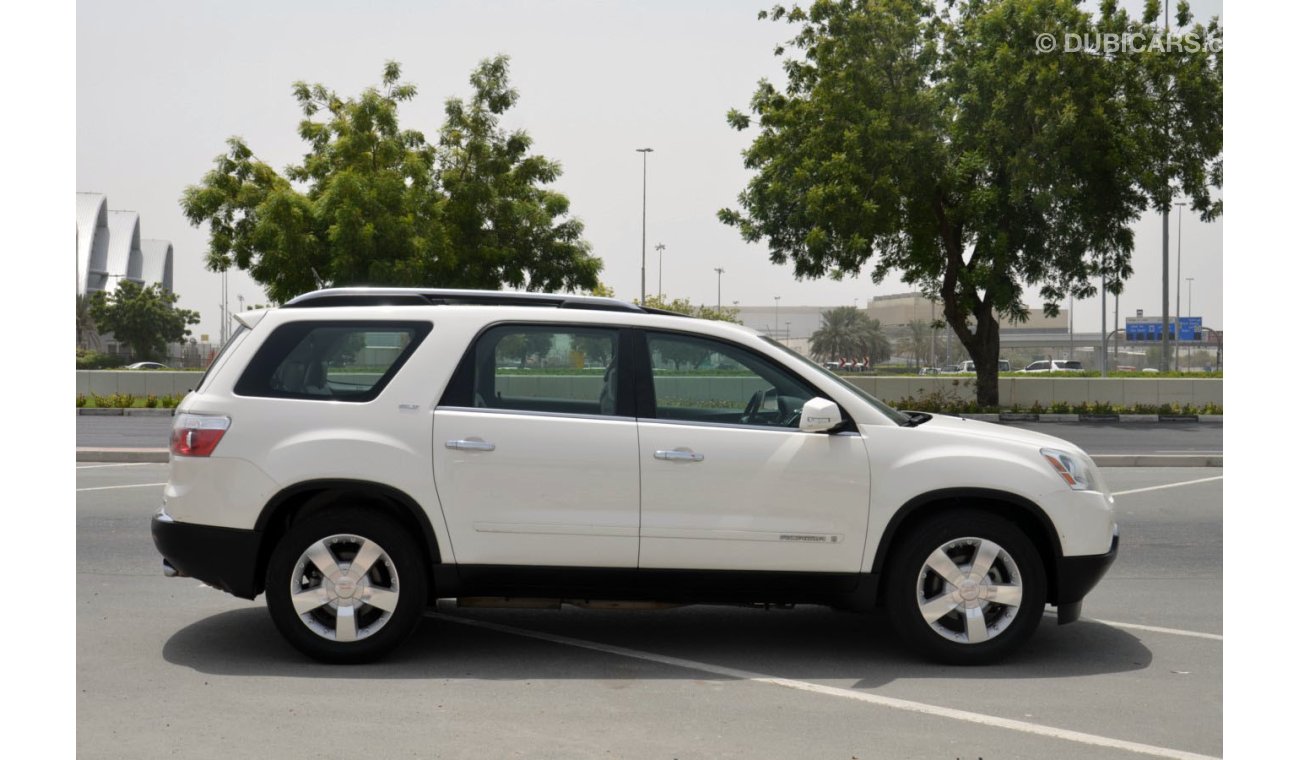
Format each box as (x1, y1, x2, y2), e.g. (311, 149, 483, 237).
(152, 288, 1117, 665)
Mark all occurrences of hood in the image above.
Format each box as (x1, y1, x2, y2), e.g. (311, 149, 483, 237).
(913, 413, 1084, 455)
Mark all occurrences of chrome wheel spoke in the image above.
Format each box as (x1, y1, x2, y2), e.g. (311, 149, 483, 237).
(965, 606, 989, 644)
(335, 606, 358, 643)
(305, 541, 343, 582)
(364, 587, 400, 612)
(924, 549, 966, 587)
(968, 540, 1001, 584)
(984, 583, 1022, 608)
(292, 585, 332, 615)
(920, 594, 959, 624)
(348, 539, 384, 580)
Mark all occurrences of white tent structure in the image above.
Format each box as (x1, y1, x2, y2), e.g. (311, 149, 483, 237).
(76, 192, 173, 296)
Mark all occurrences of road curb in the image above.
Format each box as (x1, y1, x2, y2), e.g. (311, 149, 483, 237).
(1091, 454, 1223, 468)
(958, 413, 1220, 424)
(75, 408, 176, 417)
(76, 448, 169, 463)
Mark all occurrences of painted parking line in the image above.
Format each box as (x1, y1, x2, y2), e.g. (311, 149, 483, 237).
(1111, 475, 1223, 497)
(431, 613, 1217, 760)
(76, 482, 167, 492)
(1045, 611, 1222, 641)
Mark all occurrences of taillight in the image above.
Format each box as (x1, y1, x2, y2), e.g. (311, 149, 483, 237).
(170, 414, 231, 457)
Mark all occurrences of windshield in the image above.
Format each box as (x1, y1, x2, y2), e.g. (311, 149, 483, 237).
(761, 337, 910, 426)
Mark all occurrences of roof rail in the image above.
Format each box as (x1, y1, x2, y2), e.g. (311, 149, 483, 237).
(282, 287, 661, 314)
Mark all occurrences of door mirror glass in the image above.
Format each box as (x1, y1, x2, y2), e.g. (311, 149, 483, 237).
(799, 397, 843, 433)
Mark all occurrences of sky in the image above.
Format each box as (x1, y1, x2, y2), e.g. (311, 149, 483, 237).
(77, 0, 1223, 340)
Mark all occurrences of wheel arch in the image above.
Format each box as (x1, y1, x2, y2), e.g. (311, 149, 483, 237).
(872, 488, 1064, 605)
(253, 479, 443, 599)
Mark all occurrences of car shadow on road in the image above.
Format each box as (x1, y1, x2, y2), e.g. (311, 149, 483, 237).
(163, 603, 1152, 687)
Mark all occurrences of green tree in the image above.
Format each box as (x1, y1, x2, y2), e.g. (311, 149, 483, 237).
(88, 282, 199, 361)
(182, 58, 600, 304)
(639, 294, 742, 323)
(720, 0, 1221, 405)
(810, 306, 890, 365)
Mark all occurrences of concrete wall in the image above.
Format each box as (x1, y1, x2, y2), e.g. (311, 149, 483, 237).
(75, 370, 1223, 407)
(841, 376, 1223, 407)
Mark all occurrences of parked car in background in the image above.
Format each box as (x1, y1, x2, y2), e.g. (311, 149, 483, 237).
(125, 362, 171, 370)
(1021, 360, 1084, 373)
(956, 360, 1011, 373)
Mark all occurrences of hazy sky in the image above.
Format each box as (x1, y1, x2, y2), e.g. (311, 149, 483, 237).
(77, 0, 1223, 339)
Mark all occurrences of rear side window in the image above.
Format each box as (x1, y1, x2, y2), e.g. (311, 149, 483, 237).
(234, 321, 431, 402)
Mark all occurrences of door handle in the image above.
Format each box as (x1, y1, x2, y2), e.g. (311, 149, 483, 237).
(446, 439, 496, 452)
(655, 449, 704, 462)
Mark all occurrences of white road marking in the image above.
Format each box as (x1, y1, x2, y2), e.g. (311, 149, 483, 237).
(76, 482, 167, 492)
(76, 463, 157, 470)
(432, 613, 1218, 760)
(1089, 619, 1222, 642)
(1111, 475, 1223, 496)
(1046, 611, 1222, 641)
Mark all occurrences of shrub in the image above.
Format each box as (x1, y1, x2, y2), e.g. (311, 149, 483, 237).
(90, 393, 112, 408)
(144, 395, 159, 409)
(76, 394, 87, 408)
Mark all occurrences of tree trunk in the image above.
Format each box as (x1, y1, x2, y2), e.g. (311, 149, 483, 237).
(964, 313, 1000, 408)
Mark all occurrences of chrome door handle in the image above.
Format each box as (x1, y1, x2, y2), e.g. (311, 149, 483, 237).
(655, 449, 703, 462)
(446, 439, 495, 452)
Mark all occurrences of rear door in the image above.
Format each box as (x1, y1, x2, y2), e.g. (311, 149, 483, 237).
(634, 330, 871, 574)
(433, 324, 640, 568)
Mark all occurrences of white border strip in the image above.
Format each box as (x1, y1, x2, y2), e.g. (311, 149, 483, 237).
(76, 482, 166, 492)
(432, 613, 1218, 760)
(76, 463, 156, 470)
(1112, 476, 1223, 496)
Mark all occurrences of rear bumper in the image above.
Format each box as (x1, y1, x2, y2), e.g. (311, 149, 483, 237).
(151, 510, 263, 599)
(1054, 528, 1119, 624)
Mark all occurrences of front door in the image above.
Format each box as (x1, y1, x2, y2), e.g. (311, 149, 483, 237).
(636, 331, 872, 574)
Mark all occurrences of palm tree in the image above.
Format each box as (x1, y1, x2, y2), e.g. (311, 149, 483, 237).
(76, 294, 100, 350)
(810, 307, 891, 365)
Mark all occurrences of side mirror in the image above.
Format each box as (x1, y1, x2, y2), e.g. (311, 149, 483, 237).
(799, 397, 843, 433)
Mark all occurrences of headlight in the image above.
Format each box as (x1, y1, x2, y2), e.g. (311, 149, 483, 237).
(1041, 447, 1094, 491)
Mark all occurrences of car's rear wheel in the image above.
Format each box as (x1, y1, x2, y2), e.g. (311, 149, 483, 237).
(265, 507, 426, 663)
(886, 511, 1045, 665)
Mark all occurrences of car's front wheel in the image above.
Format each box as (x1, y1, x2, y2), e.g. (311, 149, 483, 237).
(265, 507, 427, 663)
(886, 511, 1045, 665)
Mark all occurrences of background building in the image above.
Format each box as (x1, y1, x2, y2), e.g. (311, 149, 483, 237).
(76, 192, 173, 295)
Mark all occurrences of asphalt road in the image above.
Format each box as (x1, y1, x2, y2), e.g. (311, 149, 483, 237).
(77, 464, 1223, 759)
(76, 414, 1223, 455)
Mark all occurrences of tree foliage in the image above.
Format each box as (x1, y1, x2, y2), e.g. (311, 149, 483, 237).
(88, 282, 199, 361)
(638, 294, 742, 324)
(809, 306, 891, 364)
(182, 58, 600, 304)
(721, 0, 1221, 404)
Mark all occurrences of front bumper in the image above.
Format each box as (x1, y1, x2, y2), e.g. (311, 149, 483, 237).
(1054, 527, 1119, 624)
(151, 510, 263, 599)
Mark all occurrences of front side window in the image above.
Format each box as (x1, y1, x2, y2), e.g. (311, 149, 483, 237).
(234, 321, 430, 401)
(460, 325, 622, 417)
(645, 332, 816, 429)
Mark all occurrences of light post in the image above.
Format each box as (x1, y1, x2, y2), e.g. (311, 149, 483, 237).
(1186, 276, 1194, 368)
(774, 296, 781, 338)
(636, 147, 653, 303)
(1174, 200, 1186, 370)
(785, 321, 791, 346)
(1100, 255, 1107, 377)
(655, 243, 666, 299)
(713, 267, 724, 312)
(1068, 294, 1073, 360)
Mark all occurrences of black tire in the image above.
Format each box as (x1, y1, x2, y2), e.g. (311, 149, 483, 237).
(885, 511, 1045, 665)
(265, 507, 427, 663)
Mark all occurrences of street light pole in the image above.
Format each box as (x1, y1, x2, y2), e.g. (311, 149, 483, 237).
(636, 148, 653, 303)
(774, 296, 781, 338)
(1186, 277, 1194, 367)
(655, 243, 666, 299)
(1174, 201, 1186, 370)
(714, 267, 724, 312)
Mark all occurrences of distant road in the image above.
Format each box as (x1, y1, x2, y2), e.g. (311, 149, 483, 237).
(76, 415, 1221, 456)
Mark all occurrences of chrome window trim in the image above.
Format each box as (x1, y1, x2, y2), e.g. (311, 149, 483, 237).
(636, 416, 860, 435)
(436, 405, 636, 423)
